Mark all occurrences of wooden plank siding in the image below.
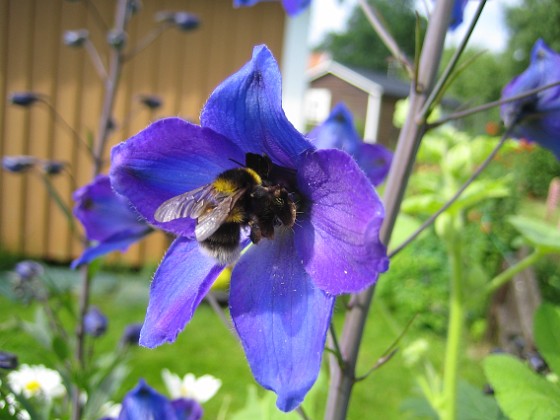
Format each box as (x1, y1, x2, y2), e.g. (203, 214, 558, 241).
(0, 0, 286, 266)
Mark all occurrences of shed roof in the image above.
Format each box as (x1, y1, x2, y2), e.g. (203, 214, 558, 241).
(307, 60, 410, 98)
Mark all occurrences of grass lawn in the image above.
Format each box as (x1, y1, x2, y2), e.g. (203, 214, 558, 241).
(0, 263, 489, 419)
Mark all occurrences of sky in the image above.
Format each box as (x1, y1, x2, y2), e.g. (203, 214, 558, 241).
(308, 0, 522, 52)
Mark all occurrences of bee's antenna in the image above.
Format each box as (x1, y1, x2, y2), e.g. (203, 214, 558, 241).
(228, 158, 244, 167)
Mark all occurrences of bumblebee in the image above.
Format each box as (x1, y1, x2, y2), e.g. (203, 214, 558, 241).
(154, 153, 297, 265)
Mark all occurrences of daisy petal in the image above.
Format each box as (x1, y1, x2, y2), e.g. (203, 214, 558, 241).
(295, 149, 389, 294)
(110, 118, 245, 236)
(230, 229, 335, 412)
(140, 237, 223, 348)
(201, 45, 313, 168)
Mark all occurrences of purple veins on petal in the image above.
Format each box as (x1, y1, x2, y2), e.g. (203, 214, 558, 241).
(501, 39, 560, 159)
(230, 228, 335, 412)
(295, 148, 389, 295)
(200, 44, 314, 168)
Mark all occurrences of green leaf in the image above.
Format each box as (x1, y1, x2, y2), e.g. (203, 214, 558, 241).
(534, 304, 560, 375)
(484, 354, 560, 419)
(456, 380, 506, 420)
(508, 215, 560, 253)
(51, 335, 69, 361)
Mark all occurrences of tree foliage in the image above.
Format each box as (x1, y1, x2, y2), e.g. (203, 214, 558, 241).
(317, 0, 421, 73)
(504, 0, 560, 74)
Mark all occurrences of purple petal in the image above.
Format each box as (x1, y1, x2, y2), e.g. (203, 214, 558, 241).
(110, 118, 246, 237)
(355, 143, 393, 186)
(282, 0, 311, 16)
(140, 237, 223, 348)
(230, 228, 335, 412)
(307, 103, 393, 185)
(172, 398, 203, 420)
(118, 379, 177, 420)
(501, 39, 560, 159)
(70, 227, 152, 269)
(200, 45, 313, 168)
(449, 0, 468, 30)
(233, 0, 311, 16)
(73, 175, 149, 242)
(307, 103, 361, 153)
(295, 149, 389, 295)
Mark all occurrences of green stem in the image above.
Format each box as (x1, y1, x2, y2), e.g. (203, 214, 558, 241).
(441, 237, 464, 420)
(484, 249, 544, 296)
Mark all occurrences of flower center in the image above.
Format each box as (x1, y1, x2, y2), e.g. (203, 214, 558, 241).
(242, 153, 298, 243)
(25, 380, 42, 394)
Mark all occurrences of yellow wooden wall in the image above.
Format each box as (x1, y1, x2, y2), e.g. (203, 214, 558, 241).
(0, 0, 286, 266)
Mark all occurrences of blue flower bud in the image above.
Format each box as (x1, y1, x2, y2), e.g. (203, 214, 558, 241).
(155, 11, 200, 32)
(41, 160, 66, 175)
(107, 30, 127, 50)
(120, 323, 142, 347)
(138, 95, 163, 110)
(63, 29, 89, 47)
(0, 351, 18, 370)
(172, 12, 200, 31)
(2, 156, 37, 173)
(84, 306, 108, 337)
(9, 92, 41, 107)
(14, 260, 44, 281)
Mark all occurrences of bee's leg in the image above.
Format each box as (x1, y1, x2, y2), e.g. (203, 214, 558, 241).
(248, 215, 263, 244)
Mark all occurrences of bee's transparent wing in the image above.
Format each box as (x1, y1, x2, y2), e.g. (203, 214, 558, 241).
(154, 184, 217, 223)
(194, 188, 246, 241)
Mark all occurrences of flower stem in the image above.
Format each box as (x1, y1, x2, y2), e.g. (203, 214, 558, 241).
(357, 0, 413, 75)
(324, 2, 453, 418)
(72, 1, 129, 419)
(484, 249, 544, 296)
(441, 236, 464, 420)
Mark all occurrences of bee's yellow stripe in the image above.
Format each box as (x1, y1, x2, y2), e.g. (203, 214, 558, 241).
(213, 178, 238, 193)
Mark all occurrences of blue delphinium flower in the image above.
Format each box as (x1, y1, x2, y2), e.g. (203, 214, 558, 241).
(71, 175, 153, 268)
(449, 0, 468, 30)
(115, 379, 202, 420)
(501, 39, 560, 159)
(307, 102, 393, 187)
(110, 45, 388, 411)
(120, 323, 143, 347)
(233, 0, 311, 17)
(84, 306, 108, 337)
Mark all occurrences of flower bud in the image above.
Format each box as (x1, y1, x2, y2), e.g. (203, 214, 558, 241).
(2, 156, 37, 173)
(14, 260, 44, 281)
(0, 351, 18, 370)
(9, 92, 41, 107)
(155, 11, 200, 32)
(138, 95, 162, 110)
(84, 306, 108, 337)
(63, 29, 89, 47)
(41, 160, 66, 175)
(172, 12, 200, 31)
(120, 323, 142, 347)
(107, 30, 127, 50)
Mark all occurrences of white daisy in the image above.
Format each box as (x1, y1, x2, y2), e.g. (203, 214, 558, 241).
(161, 369, 221, 403)
(7, 364, 65, 400)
